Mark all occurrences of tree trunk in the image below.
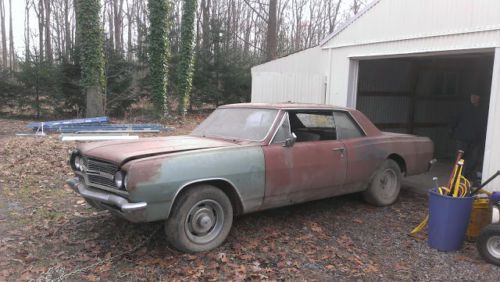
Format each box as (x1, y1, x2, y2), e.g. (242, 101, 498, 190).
(266, 0, 277, 61)
(177, 0, 197, 116)
(8, 0, 14, 70)
(201, 0, 210, 54)
(24, 0, 30, 61)
(44, 0, 52, 63)
(76, 0, 106, 117)
(0, 0, 7, 67)
(85, 85, 105, 117)
(64, 0, 71, 62)
(113, 0, 124, 55)
(38, 0, 44, 61)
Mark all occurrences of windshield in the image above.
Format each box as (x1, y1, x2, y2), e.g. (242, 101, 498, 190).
(191, 108, 279, 141)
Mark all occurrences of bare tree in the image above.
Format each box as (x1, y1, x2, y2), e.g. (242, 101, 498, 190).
(0, 0, 7, 67)
(44, 0, 52, 62)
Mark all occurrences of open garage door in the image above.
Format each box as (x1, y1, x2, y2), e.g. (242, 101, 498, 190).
(356, 52, 494, 162)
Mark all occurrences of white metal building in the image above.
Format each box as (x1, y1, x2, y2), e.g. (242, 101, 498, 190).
(251, 0, 500, 190)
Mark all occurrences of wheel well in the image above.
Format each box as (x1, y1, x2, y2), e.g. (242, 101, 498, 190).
(176, 180, 244, 216)
(388, 154, 406, 175)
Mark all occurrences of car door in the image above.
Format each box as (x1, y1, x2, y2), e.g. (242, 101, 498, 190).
(333, 110, 385, 192)
(262, 110, 347, 207)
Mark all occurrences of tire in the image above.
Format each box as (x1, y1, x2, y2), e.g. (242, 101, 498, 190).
(476, 223, 500, 266)
(165, 185, 233, 253)
(363, 159, 402, 206)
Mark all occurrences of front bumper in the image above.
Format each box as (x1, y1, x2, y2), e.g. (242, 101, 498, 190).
(66, 177, 148, 222)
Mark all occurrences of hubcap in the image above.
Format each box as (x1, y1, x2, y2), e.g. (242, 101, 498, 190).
(185, 199, 224, 244)
(379, 169, 397, 198)
(486, 235, 500, 258)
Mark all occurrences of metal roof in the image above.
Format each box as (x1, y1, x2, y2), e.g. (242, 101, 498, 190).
(319, 0, 383, 47)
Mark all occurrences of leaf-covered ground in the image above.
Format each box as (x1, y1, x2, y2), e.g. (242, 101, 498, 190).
(1, 117, 499, 281)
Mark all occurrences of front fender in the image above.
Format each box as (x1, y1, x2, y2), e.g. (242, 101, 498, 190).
(123, 146, 266, 220)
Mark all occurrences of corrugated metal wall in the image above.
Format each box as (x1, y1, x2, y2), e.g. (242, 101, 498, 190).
(323, 0, 500, 50)
(251, 46, 328, 103)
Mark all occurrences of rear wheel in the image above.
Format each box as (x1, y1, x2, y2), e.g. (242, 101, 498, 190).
(165, 185, 233, 253)
(477, 223, 500, 266)
(363, 159, 401, 206)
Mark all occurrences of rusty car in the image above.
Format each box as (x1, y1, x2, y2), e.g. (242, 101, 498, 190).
(67, 103, 434, 252)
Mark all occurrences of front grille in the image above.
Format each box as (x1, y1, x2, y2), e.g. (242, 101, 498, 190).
(85, 158, 120, 190)
(87, 158, 118, 175)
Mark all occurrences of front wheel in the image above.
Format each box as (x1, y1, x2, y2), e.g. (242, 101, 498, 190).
(363, 159, 401, 206)
(477, 223, 500, 266)
(165, 185, 233, 253)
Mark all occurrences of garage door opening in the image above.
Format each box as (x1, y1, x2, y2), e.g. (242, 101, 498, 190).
(355, 52, 494, 187)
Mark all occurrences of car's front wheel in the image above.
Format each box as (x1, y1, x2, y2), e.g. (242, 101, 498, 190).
(363, 159, 401, 206)
(165, 184, 233, 253)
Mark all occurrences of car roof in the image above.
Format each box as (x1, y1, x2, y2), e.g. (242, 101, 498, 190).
(219, 102, 352, 111)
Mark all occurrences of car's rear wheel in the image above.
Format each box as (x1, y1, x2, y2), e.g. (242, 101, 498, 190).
(165, 184, 233, 253)
(363, 159, 401, 206)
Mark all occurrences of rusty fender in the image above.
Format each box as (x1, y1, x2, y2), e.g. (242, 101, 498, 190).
(121, 145, 266, 222)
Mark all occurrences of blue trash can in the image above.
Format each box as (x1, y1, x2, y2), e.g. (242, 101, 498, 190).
(428, 189, 474, 251)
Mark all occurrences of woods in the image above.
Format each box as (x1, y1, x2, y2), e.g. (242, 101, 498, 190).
(0, 0, 366, 118)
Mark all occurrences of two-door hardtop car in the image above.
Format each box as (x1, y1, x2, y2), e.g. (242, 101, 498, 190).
(67, 103, 434, 252)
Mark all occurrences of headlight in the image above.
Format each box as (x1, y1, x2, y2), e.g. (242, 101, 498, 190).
(123, 174, 128, 191)
(74, 156, 81, 170)
(114, 171, 124, 188)
(78, 157, 86, 171)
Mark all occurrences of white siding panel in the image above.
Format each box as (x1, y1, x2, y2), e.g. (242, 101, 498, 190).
(251, 46, 328, 103)
(252, 72, 325, 103)
(323, 0, 500, 49)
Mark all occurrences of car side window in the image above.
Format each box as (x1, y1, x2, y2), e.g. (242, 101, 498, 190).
(271, 113, 291, 144)
(289, 111, 336, 142)
(333, 111, 364, 139)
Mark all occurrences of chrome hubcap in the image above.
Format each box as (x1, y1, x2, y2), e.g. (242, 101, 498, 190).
(185, 199, 224, 244)
(379, 169, 397, 198)
(486, 236, 500, 258)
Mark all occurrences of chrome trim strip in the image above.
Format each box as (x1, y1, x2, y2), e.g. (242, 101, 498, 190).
(269, 112, 290, 144)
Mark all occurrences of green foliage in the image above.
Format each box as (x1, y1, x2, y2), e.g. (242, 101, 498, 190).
(148, 0, 171, 117)
(76, 0, 105, 89)
(14, 56, 84, 117)
(177, 0, 197, 115)
(76, 0, 106, 116)
(104, 46, 139, 117)
(190, 18, 253, 109)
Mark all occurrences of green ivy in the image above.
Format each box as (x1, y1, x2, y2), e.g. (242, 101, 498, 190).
(76, 0, 106, 116)
(148, 0, 171, 117)
(177, 0, 197, 116)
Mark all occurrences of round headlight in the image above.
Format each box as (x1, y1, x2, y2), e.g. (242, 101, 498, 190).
(78, 157, 86, 171)
(123, 174, 128, 190)
(74, 156, 81, 170)
(114, 171, 124, 188)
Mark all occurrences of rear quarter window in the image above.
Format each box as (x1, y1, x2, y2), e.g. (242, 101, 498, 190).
(333, 111, 365, 139)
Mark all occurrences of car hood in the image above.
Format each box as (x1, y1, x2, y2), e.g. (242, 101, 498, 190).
(78, 135, 238, 165)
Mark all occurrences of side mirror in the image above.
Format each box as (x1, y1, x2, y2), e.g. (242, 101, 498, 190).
(283, 133, 297, 147)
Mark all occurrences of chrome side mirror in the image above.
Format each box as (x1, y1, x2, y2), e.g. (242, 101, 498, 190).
(283, 133, 297, 147)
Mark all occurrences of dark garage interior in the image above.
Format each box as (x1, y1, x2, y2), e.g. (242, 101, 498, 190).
(356, 52, 494, 161)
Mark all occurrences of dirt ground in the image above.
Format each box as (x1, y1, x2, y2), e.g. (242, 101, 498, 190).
(1, 117, 499, 281)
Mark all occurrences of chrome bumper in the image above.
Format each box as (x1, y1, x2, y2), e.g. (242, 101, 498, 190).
(66, 177, 147, 221)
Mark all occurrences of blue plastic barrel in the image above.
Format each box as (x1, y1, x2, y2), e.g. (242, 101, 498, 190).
(428, 190, 474, 251)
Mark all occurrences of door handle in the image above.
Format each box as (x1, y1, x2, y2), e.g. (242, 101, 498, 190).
(332, 148, 345, 152)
